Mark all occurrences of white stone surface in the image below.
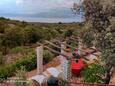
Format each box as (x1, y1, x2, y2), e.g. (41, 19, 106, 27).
(46, 67, 60, 77)
(30, 75, 46, 84)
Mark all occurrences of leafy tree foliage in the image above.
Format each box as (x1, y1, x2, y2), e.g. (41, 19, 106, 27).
(73, 0, 115, 83)
(3, 26, 24, 48)
(24, 26, 42, 44)
(76, 0, 115, 68)
(0, 17, 82, 55)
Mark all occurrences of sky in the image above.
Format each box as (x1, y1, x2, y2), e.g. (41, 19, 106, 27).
(0, 0, 83, 22)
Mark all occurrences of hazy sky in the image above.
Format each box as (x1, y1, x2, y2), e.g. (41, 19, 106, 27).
(0, 0, 83, 22)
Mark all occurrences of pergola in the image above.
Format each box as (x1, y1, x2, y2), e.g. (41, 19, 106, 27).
(29, 37, 100, 86)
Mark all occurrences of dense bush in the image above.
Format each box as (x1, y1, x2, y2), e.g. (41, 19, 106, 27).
(0, 49, 55, 79)
(24, 26, 43, 44)
(64, 29, 73, 37)
(0, 17, 82, 54)
(2, 27, 24, 48)
(81, 64, 106, 83)
(70, 41, 78, 48)
(14, 53, 37, 71)
(43, 50, 54, 64)
(0, 52, 4, 64)
(10, 46, 34, 55)
(0, 52, 36, 79)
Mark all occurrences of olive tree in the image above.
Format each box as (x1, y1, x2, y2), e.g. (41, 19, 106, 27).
(72, 0, 115, 83)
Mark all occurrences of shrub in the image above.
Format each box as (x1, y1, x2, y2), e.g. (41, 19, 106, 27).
(10, 46, 24, 54)
(0, 52, 4, 64)
(14, 66, 29, 86)
(24, 26, 43, 44)
(70, 41, 78, 50)
(13, 52, 37, 71)
(81, 64, 106, 83)
(43, 50, 54, 64)
(0, 49, 55, 79)
(64, 29, 73, 37)
(0, 52, 36, 79)
(0, 64, 15, 79)
(3, 27, 24, 48)
(10, 46, 34, 55)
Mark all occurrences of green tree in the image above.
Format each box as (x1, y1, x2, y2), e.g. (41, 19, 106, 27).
(0, 26, 25, 54)
(2, 26, 24, 48)
(73, 0, 115, 83)
(24, 26, 43, 44)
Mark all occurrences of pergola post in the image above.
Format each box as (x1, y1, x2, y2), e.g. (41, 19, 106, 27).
(36, 46, 43, 74)
(78, 38, 82, 55)
(60, 42, 70, 80)
(61, 42, 66, 55)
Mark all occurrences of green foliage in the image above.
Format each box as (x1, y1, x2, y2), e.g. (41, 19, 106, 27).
(0, 52, 36, 79)
(74, 0, 115, 72)
(2, 26, 24, 48)
(14, 66, 29, 86)
(81, 64, 106, 83)
(0, 64, 15, 79)
(0, 52, 4, 64)
(0, 17, 82, 54)
(64, 29, 73, 37)
(76, 0, 114, 47)
(70, 41, 78, 49)
(10, 46, 33, 54)
(24, 26, 43, 43)
(10, 46, 25, 54)
(13, 52, 36, 71)
(43, 50, 54, 64)
(79, 22, 95, 47)
(0, 49, 55, 79)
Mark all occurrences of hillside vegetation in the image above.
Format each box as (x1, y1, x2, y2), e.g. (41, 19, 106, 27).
(0, 17, 82, 55)
(0, 17, 83, 79)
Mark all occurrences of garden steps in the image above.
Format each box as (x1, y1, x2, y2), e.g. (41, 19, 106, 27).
(26, 56, 61, 78)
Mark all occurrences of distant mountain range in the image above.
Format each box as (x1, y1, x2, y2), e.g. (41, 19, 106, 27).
(0, 8, 83, 18)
